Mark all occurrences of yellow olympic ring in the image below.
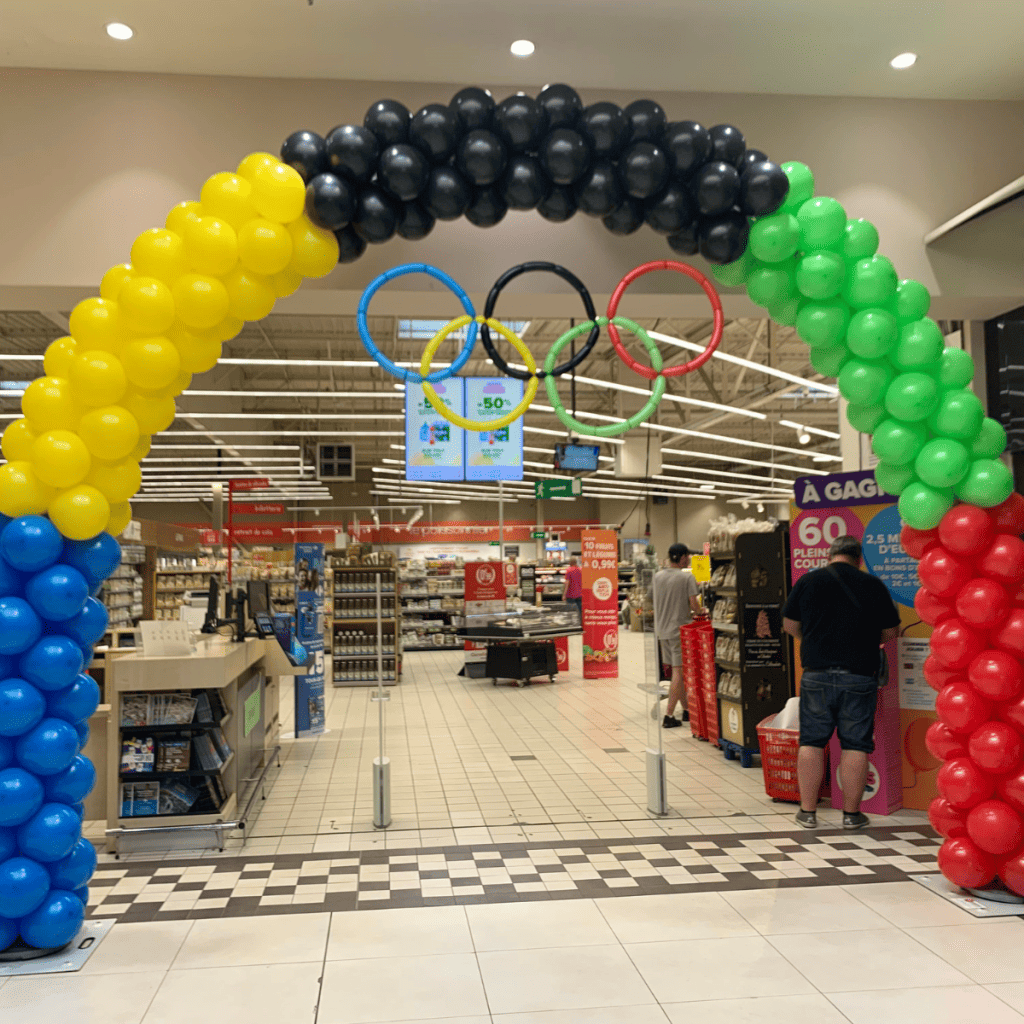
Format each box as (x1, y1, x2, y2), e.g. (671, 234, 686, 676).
(420, 316, 539, 431)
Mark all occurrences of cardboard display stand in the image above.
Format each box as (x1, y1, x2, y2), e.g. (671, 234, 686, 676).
(582, 529, 619, 678)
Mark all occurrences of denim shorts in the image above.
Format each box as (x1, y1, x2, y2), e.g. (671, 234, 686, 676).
(799, 670, 879, 753)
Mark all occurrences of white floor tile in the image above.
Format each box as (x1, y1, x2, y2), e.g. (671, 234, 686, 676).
(0, 971, 165, 1024)
(326, 906, 472, 959)
(82, 921, 194, 975)
(595, 892, 756, 943)
(171, 912, 330, 969)
(830, 984, 1024, 1023)
(988, 983, 1024, 1015)
(843, 881, 991, 928)
(493, 1007, 670, 1024)
(466, 899, 617, 951)
(721, 884, 891, 934)
(663, 992, 849, 1023)
(906, 922, 1024, 984)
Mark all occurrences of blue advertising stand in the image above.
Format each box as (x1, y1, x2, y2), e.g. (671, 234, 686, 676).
(294, 543, 326, 737)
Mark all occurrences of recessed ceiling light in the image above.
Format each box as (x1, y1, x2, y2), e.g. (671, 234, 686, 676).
(106, 22, 134, 40)
(510, 39, 535, 58)
(890, 52, 917, 69)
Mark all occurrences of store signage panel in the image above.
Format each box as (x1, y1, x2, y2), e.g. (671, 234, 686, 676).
(464, 377, 524, 481)
(228, 478, 269, 491)
(231, 503, 285, 515)
(793, 469, 893, 509)
(581, 528, 619, 679)
(405, 379, 465, 481)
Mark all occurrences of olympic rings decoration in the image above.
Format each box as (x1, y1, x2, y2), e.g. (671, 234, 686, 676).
(481, 261, 601, 380)
(357, 262, 478, 383)
(606, 260, 725, 380)
(420, 316, 540, 431)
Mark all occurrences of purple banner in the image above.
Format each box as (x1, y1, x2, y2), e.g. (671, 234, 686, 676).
(793, 470, 894, 510)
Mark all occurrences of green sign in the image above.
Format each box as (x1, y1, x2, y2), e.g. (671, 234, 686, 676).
(244, 688, 261, 738)
(535, 478, 583, 500)
(488, 540, 500, 546)
(531, 530, 545, 539)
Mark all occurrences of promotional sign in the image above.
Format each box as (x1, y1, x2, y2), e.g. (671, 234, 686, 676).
(463, 561, 506, 673)
(464, 377, 524, 480)
(554, 635, 569, 675)
(405, 379, 465, 480)
(581, 529, 619, 678)
(231, 503, 285, 515)
(690, 554, 711, 583)
(228, 478, 269, 492)
(294, 543, 325, 737)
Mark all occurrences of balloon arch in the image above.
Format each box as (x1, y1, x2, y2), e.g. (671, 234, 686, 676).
(0, 82, 1022, 950)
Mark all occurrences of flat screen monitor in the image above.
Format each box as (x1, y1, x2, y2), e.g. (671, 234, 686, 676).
(554, 443, 600, 472)
(247, 580, 270, 617)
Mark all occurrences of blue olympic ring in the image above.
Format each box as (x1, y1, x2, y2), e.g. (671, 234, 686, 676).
(357, 263, 479, 383)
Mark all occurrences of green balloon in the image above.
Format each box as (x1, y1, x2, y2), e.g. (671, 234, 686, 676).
(955, 458, 1014, 508)
(929, 388, 984, 442)
(893, 318, 944, 371)
(781, 161, 815, 214)
(797, 197, 847, 251)
(899, 481, 955, 531)
(872, 418, 928, 466)
(710, 250, 753, 287)
(747, 262, 795, 308)
(769, 296, 800, 327)
(838, 358, 893, 406)
(972, 417, 1008, 459)
(842, 219, 879, 261)
(894, 278, 931, 324)
(846, 402, 886, 433)
(915, 438, 970, 489)
(937, 346, 975, 390)
(846, 308, 898, 359)
(885, 372, 939, 422)
(810, 345, 849, 377)
(875, 461, 916, 496)
(843, 255, 898, 309)
(797, 300, 851, 348)
(749, 212, 800, 263)
(795, 252, 845, 300)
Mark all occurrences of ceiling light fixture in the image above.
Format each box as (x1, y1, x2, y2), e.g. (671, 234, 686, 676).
(890, 52, 918, 69)
(510, 39, 535, 57)
(105, 22, 133, 40)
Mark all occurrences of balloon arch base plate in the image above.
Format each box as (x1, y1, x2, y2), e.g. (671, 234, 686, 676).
(914, 873, 1024, 919)
(0, 920, 113, 977)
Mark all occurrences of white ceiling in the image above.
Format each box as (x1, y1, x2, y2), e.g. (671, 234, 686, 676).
(3, 0, 1023, 101)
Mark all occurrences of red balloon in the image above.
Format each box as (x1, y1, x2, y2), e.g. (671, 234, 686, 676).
(918, 546, 974, 599)
(968, 721, 1024, 775)
(929, 796, 969, 838)
(901, 524, 940, 560)
(937, 756, 996, 809)
(924, 656, 963, 692)
(998, 769, 1024, 816)
(968, 650, 1024, 702)
(998, 692, 1024, 733)
(930, 618, 986, 670)
(938, 504, 994, 558)
(926, 720, 969, 761)
(967, 799, 1024, 856)
(916, 587, 955, 627)
(993, 608, 1024, 659)
(997, 849, 1024, 897)
(938, 836, 997, 889)
(936, 682, 992, 734)
(955, 578, 1010, 630)
(980, 535, 1024, 585)
(990, 493, 1024, 536)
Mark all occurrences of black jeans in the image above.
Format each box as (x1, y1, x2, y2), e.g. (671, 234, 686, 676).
(799, 670, 878, 753)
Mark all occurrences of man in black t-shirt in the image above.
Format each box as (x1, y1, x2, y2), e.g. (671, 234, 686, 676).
(782, 535, 900, 830)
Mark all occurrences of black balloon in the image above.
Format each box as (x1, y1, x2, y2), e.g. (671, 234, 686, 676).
(377, 144, 430, 202)
(493, 93, 549, 153)
(465, 185, 508, 228)
(663, 121, 712, 179)
(397, 201, 435, 241)
(450, 86, 495, 132)
(334, 225, 367, 264)
(539, 129, 591, 186)
(537, 186, 577, 222)
(537, 84, 583, 129)
(364, 99, 411, 146)
(408, 104, 461, 163)
(500, 156, 551, 211)
(666, 224, 699, 256)
(281, 130, 328, 183)
(305, 173, 357, 231)
(423, 165, 471, 220)
(644, 184, 695, 235)
(603, 197, 645, 235)
(699, 211, 750, 264)
(574, 160, 623, 217)
(618, 141, 670, 199)
(624, 99, 667, 142)
(353, 185, 399, 244)
(740, 160, 789, 216)
(709, 124, 746, 166)
(579, 102, 630, 158)
(737, 148, 768, 172)
(689, 161, 740, 217)
(455, 129, 508, 186)
(325, 124, 380, 184)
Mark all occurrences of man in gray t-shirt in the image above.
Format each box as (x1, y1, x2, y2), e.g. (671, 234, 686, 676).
(652, 543, 702, 728)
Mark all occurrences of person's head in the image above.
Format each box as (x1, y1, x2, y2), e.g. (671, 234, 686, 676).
(668, 543, 690, 566)
(569, 556, 579, 567)
(829, 535, 862, 566)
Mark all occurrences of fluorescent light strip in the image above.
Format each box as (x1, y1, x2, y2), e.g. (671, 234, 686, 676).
(658, 464, 796, 486)
(523, 426, 624, 445)
(141, 457, 302, 463)
(149, 445, 301, 451)
(660, 447, 825, 476)
(182, 390, 404, 399)
(172, 413, 405, 421)
(159, 431, 405, 438)
(779, 419, 842, 440)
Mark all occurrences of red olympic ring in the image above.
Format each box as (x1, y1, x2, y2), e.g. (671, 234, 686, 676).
(605, 260, 725, 380)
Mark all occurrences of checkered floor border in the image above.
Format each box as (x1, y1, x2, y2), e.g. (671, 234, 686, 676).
(87, 825, 942, 923)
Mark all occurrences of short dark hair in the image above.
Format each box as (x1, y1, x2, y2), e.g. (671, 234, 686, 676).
(668, 543, 689, 564)
(829, 535, 862, 561)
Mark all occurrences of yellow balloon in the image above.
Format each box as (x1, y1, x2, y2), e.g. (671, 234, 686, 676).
(106, 501, 133, 536)
(171, 273, 230, 330)
(68, 349, 128, 407)
(31, 429, 92, 489)
(211, 316, 244, 342)
(167, 370, 192, 397)
(119, 276, 176, 335)
(167, 326, 222, 374)
(121, 336, 181, 390)
(251, 161, 306, 224)
(200, 172, 257, 229)
(69, 297, 124, 352)
(100, 263, 134, 302)
(272, 267, 303, 298)
(287, 214, 339, 279)
(22, 377, 82, 432)
(1, 418, 37, 462)
(0, 462, 56, 518)
(43, 336, 78, 378)
(184, 216, 238, 277)
(85, 456, 141, 503)
(130, 228, 187, 285)
(222, 266, 275, 321)
(129, 434, 152, 461)
(122, 390, 176, 434)
(165, 201, 203, 237)
(49, 485, 111, 541)
(237, 218, 294, 276)
(78, 405, 140, 460)
(237, 152, 278, 181)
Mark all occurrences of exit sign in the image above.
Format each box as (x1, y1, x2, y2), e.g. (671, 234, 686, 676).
(531, 530, 545, 539)
(488, 540, 500, 546)
(535, 478, 583, 500)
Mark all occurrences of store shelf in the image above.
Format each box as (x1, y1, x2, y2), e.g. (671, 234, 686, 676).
(401, 590, 463, 598)
(716, 660, 741, 672)
(709, 551, 735, 560)
(713, 622, 739, 633)
(403, 645, 459, 652)
(119, 751, 234, 782)
(712, 587, 737, 596)
(332, 653, 395, 661)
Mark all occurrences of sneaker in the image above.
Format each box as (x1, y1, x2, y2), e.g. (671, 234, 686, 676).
(663, 715, 683, 728)
(681, 709, 689, 722)
(795, 809, 817, 829)
(843, 811, 870, 830)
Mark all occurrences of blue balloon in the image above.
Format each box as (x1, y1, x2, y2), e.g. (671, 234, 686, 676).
(70, 801, 85, 820)
(18, 635, 84, 692)
(75, 722, 90, 751)
(25, 564, 89, 623)
(0, 654, 14, 679)
(0, 517, 63, 573)
(0, 827, 14, 862)
(0, 514, 9, 530)
(72, 884, 88, 906)
(0, 597, 42, 655)
(0, 678, 46, 737)
(61, 533, 121, 588)
(0, 738, 12, 771)
(17, 802, 81, 863)
(0, 856, 50, 918)
(42, 755, 95, 805)
(47, 836, 96, 890)
(19, 889, 84, 949)
(79, 643, 94, 670)
(0, 914, 16, 952)
(46, 674, 100, 726)
(0, 768, 43, 826)
(58, 598, 108, 647)
(0, 559, 25, 598)
(15, 718, 78, 776)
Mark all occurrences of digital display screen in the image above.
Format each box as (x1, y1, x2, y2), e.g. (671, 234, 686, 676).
(554, 443, 600, 472)
(405, 379, 466, 480)
(465, 377, 524, 481)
